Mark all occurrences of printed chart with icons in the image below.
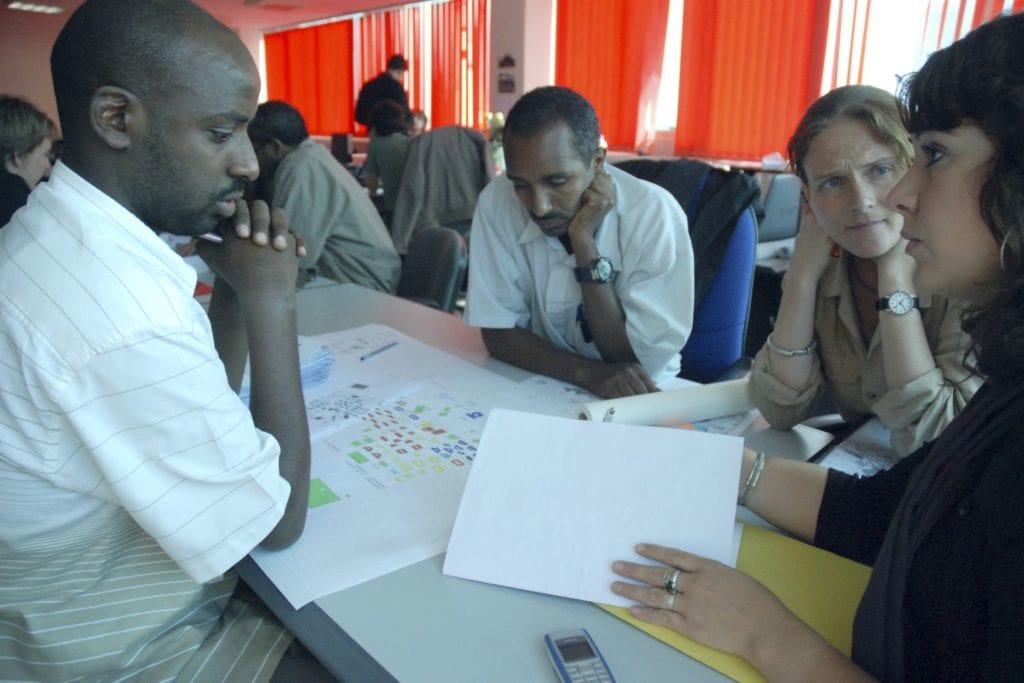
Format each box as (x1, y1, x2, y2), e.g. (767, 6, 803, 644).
(241, 335, 417, 440)
(819, 419, 899, 478)
(307, 388, 488, 508)
(238, 336, 336, 407)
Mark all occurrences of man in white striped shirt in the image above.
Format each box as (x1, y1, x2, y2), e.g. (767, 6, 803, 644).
(0, 1, 326, 680)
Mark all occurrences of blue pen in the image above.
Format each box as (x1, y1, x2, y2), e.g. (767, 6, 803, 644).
(360, 341, 398, 361)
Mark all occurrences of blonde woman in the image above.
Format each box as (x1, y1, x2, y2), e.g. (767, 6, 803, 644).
(748, 85, 981, 455)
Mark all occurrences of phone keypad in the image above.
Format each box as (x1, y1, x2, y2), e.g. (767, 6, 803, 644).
(564, 662, 613, 683)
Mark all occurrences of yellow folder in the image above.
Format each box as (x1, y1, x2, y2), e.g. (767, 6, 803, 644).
(599, 524, 872, 682)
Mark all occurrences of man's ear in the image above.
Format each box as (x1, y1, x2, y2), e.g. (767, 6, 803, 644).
(593, 146, 607, 171)
(90, 86, 137, 151)
(269, 138, 287, 159)
(4, 152, 24, 175)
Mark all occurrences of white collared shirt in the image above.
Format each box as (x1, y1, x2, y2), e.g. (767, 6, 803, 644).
(466, 164, 694, 383)
(0, 163, 292, 679)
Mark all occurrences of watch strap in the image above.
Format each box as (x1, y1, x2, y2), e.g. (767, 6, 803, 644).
(574, 257, 613, 283)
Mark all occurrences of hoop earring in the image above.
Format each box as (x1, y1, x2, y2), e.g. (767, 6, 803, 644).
(1000, 234, 1013, 272)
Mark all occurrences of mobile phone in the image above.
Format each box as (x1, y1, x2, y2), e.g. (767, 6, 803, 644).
(543, 628, 616, 683)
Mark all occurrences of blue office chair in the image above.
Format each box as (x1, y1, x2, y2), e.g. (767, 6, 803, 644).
(615, 158, 760, 383)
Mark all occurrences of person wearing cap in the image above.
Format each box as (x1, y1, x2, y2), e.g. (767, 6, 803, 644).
(355, 53, 410, 127)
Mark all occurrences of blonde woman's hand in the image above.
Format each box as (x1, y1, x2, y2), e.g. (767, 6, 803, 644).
(787, 201, 835, 286)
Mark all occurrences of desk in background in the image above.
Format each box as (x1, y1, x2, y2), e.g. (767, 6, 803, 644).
(238, 283, 835, 683)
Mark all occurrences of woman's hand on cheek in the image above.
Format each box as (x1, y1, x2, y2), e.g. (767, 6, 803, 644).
(788, 203, 836, 285)
(875, 236, 917, 290)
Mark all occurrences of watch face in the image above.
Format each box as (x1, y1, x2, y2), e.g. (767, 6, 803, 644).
(594, 258, 613, 282)
(889, 290, 915, 314)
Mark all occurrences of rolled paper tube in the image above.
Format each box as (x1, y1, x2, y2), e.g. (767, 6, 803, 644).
(578, 377, 754, 426)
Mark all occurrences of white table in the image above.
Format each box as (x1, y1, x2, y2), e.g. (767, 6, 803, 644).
(237, 283, 835, 683)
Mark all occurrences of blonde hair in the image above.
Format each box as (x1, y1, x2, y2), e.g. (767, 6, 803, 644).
(788, 85, 913, 182)
(0, 96, 54, 165)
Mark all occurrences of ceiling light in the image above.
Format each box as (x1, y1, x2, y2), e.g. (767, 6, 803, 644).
(7, 1, 65, 13)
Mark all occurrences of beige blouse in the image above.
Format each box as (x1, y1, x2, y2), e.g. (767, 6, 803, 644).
(749, 254, 983, 456)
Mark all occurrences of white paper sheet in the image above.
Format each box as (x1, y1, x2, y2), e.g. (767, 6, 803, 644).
(577, 377, 754, 426)
(250, 325, 516, 608)
(443, 409, 744, 607)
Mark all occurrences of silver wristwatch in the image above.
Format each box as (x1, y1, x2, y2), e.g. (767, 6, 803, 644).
(573, 256, 614, 284)
(876, 290, 919, 315)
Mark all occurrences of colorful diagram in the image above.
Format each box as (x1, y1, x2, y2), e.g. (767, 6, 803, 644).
(309, 391, 488, 504)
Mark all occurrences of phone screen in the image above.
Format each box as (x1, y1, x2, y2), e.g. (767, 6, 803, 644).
(556, 637, 596, 662)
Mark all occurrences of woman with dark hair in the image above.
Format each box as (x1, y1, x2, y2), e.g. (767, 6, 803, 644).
(1, 95, 56, 226)
(362, 98, 412, 224)
(749, 85, 980, 456)
(613, 13, 1024, 681)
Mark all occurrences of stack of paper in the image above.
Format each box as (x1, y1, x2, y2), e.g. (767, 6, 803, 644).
(443, 409, 745, 605)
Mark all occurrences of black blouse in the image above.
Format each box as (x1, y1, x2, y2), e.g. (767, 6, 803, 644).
(816, 398, 1024, 681)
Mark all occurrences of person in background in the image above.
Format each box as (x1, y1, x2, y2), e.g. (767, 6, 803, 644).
(614, 13, 1024, 681)
(0, 95, 56, 226)
(409, 109, 428, 136)
(0, 1, 332, 679)
(465, 86, 694, 398)
(748, 85, 981, 456)
(354, 53, 409, 129)
(249, 100, 401, 292)
(362, 98, 412, 226)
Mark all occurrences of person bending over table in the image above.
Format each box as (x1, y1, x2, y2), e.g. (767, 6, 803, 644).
(748, 85, 980, 456)
(249, 100, 401, 293)
(613, 14, 1024, 681)
(465, 86, 694, 399)
(0, 1, 330, 680)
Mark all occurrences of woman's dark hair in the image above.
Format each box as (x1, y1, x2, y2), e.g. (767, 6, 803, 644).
(368, 99, 410, 137)
(900, 12, 1024, 383)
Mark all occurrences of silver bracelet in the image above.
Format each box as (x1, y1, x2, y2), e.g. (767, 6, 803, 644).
(738, 452, 766, 506)
(765, 334, 818, 358)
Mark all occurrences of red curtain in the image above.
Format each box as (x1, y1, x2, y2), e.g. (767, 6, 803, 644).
(357, 5, 423, 135)
(430, 0, 490, 129)
(554, 0, 670, 152)
(972, 0, 1024, 28)
(675, 0, 831, 161)
(264, 20, 355, 136)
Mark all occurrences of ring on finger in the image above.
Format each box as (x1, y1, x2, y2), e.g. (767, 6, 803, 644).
(665, 592, 676, 610)
(663, 568, 680, 595)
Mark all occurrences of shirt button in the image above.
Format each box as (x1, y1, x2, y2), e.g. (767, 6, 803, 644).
(957, 500, 971, 516)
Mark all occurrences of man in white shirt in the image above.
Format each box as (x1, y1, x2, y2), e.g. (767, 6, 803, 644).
(0, 1, 323, 680)
(466, 86, 695, 398)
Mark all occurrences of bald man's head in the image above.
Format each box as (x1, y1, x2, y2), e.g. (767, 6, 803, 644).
(49, 0, 262, 237)
(51, 0, 249, 149)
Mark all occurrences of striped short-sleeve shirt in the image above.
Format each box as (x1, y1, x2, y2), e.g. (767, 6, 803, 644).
(0, 163, 293, 681)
